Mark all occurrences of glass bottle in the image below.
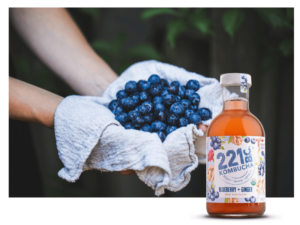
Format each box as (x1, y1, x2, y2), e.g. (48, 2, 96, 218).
(206, 73, 265, 218)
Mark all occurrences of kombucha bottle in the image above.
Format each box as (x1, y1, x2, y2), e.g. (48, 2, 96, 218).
(206, 73, 265, 218)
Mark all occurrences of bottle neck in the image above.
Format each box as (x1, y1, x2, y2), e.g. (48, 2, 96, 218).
(222, 86, 249, 111)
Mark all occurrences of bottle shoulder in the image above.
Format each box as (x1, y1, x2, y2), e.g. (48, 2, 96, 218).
(207, 110, 265, 137)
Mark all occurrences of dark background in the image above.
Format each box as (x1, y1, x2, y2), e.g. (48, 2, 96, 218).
(9, 8, 294, 197)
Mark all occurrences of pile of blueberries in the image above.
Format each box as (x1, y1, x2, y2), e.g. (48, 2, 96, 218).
(108, 74, 212, 142)
(245, 196, 256, 203)
(210, 136, 222, 150)
(207, 188, 219, 201)
(244, 137, 256, 144)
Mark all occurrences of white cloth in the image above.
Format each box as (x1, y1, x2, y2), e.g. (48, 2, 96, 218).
(54, 60, 223, 196)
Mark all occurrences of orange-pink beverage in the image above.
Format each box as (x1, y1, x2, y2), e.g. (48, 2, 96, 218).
(206, 73, 265, 218)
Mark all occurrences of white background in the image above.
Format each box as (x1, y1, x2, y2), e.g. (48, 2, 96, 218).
(1, 0, 298, 224)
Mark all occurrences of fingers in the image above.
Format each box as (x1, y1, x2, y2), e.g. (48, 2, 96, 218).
(198, 124, 207, 132)
(118, 170, 135, 176)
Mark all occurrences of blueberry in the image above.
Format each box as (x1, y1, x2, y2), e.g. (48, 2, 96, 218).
(250, 196, 256, 203)
(244, 198, 250, 202)
(139, 91, 152, 102)
(170, 81, 181, 88)
(148, 83, 163, 97)
(185, 109, 194, 118)
(186, 80, 200, 91)
(160, 79, 169, 87)
(210, 188, 215, 195)
(151, 121, 167, 132)
(258, 165, 261, 170)
(168, 84, 179, 95)
(261, 168, 264, 176)
(156, 131, 166, 142)
(128, 110, 140, 121)
(190, 105, 198, 111)
(115, 112, 129, 125)
(261, 151, 265, 156)
(140, 124, 153, 132)
(154, 103, 165, 113)
(214, 192, 219, 198)
(210, 195, 215, 201)
(162, 93, 175, 108)
(167, 114, 179, 126)
(116, 90, 128, 99)
(155, 110, 167, 122)
(137, 80, 150, 92)
(144, 113, 155, 124)
(212, 137, 217, 142)
(251, 138, 256, 144)
(124, 122, 135, 130)
(131, 92, 141, 105)
(178, 86, 186, 98)
(132, 115, 145, 127)
(213, 142, 220, 150)
(148, 74, 160, 84)
(143, 101, 153, 113)
(244, 137, 250, 143)
(108, 99, 119, 111)
(174, 95, 181, 103)
(216, 138, 221, 144)
(188, 113, 202, 125)
(185, 89, 195, 99)
(170, 102, 185, 117)
(241, 75, 245, 79)
(138, 104, 149, 116)
(189, 93, 200, 105)
(166, 126, 177, 135)
(153, 96, 163, 105)
(197, 108, 212, 121)
(112, 105, 123, 115)
(125, 81, 137, 94)
(181, 99, 191, 110)
(122, 97, 137, 111)
(207, 192, 211, 199)
(179, 117, 189, 127)
(161, 90, 169, 97)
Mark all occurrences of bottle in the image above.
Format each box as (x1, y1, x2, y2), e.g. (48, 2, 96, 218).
(206, 73, 265, 218)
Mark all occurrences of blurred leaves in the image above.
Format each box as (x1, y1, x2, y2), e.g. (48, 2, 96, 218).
(79, 8, 99, 18)
(91, 32, 163, 74)
(141, 8, 211, 48)
(256, 8, 293, 29)
(222, 9, 245, 38)
(141, 8, 177, 20)
(188, 9, 211, 35)
(279, 39, 294, 57)
(166, 19, 186, 48)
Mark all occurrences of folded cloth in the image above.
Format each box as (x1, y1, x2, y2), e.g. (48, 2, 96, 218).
(54, 60, 223, 196)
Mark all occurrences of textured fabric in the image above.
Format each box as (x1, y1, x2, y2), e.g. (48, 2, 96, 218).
(54, 60, 223, 196)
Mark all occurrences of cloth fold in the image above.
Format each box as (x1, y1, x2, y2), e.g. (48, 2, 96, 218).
(54, 60, 223, 195)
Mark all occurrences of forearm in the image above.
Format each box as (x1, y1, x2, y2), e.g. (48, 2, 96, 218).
(9, 77, 63, 128)
(10, 8, 118, 96)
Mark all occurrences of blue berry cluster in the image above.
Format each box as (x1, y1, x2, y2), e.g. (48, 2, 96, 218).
(241, 75, 247, 90)
(207, 188, 219, 201)
(108, 74, 212, 142)
(210, 136, 221, 150)
(245, 196, 256, 203)
(258, 159, 265, 176)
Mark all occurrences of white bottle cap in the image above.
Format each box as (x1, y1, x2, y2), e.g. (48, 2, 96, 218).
(220, 73, 252, 87)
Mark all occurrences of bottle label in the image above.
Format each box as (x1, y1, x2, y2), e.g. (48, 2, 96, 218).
(240, 74, 247, 93)
(206, 136, 265, 203)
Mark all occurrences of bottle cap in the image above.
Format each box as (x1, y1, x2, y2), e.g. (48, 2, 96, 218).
(220, 73, 252, 87)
